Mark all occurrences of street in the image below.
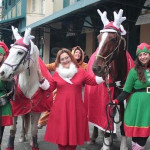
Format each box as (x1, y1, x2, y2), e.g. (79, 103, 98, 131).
(1, 116, 150, 150)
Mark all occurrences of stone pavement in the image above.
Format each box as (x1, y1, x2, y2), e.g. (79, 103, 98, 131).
(1, 116, 150, 150)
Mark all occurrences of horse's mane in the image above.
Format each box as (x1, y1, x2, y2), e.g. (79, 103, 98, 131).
(110, 36, 127, 98)
(18, 42, 40, 98)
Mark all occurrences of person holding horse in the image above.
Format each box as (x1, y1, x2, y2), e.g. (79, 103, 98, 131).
(113, 42, 150, 150)
(0, 42, 14, 150)
(37, 46, 87, 129)
(37, 48, 104, 150)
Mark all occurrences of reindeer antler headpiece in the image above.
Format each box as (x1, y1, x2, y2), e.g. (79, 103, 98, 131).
(12, 26, 35, 51)
(97, 9, 126, 35)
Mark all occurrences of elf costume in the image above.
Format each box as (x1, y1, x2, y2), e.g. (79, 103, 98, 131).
(0, 42, 13, 126)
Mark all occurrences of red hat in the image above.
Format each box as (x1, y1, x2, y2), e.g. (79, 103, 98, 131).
(0, 42, 9, 58)
(136, 43, 150, 55)
(104, 21, 122, 33)
(14, 38, 30, 50)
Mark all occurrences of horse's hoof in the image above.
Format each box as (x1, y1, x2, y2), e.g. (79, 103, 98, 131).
(6, 147, 14, 150)
(32, 147, 39, 150)
(87, 139, 96, 145)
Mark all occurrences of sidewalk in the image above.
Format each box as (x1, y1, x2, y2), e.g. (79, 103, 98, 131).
(1, 117, 150, 150)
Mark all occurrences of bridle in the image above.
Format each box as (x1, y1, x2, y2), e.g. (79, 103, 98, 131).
(95, 32, 122, 68)
(3, 44, 34, 73)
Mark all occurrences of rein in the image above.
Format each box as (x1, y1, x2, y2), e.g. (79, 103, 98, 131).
(96, 32, 125, 149)
(103, 74, 121, 148)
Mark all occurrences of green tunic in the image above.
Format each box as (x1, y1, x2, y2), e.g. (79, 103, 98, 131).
(123, 68, 150, 137)
(0, 80, 13, 126)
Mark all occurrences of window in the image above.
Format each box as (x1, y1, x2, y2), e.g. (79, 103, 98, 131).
(63, 0, 69, 8)
(2, 0, 4, 6)
(9, 0, 11, 5)
(40, 0, 44, 14)
(32, 0, 35, 12)
(8, 10, 11, 19)
(12, 6, 16, 18)
(17, 1, 21, 16)
(5, 0, 7, 9)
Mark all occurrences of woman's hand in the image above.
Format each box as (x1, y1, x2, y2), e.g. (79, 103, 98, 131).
(37, 67, 45, 83)
(112, 99, 119, 105)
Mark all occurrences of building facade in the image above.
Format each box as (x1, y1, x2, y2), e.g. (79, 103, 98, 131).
(0, 0, 148, 63)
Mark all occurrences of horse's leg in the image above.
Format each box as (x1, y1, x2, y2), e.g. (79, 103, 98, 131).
(19, 115, 25, 142)
(19, 114, 30, 142)
(30, 112, 41, 150)
(88, 126, 98, 144)
(120, 102, 128, 150)
(101, 132, 111, 150)
(6, 116, 18, 150)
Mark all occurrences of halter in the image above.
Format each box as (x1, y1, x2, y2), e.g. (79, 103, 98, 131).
(3, 44, 34, 74)
(95, 32, 122, 66)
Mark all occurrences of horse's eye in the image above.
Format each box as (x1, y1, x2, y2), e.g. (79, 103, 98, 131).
(110, 38, 117, 42)
(18, 51, 24, 55)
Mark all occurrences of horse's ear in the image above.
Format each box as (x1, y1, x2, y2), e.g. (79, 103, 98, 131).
(11, 26, 22, 40)
(97, 9, 110, 26)
(23, 28, 35, 45)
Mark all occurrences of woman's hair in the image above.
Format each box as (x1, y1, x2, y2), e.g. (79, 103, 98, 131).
(55, 48, 79, 68)
(74, 46, 82, 62)
(134, 56, 150, 83)
(72, 46, 84, 64)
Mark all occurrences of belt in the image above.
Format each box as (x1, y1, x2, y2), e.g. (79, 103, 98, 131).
(133, 87, 150, 93)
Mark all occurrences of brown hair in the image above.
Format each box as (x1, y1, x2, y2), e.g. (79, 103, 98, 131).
(55, 48, 79, 68)
(72, 46, 84, 64)
(135, 57, 150, 83)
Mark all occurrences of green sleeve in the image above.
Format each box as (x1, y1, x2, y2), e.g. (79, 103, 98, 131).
(123, 68, 136, 93)
(5, 79, 15, 92)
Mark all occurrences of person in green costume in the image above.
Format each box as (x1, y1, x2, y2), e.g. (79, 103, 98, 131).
(0, 42, 14, 150)
(113, 42, 150, 150)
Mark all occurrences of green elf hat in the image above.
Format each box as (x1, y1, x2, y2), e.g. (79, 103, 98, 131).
(136, 43, 150, 56)
(0, 47, 5, 56)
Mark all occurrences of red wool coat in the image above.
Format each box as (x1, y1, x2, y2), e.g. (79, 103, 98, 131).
(11, 58, 53, 116)
(44, 68, 98, 145)
(84, 49, 134, 132)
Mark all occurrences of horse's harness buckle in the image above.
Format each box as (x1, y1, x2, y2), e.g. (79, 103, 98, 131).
(147, 87, 150, 93)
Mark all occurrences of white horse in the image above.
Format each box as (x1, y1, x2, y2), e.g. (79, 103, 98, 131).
(0, 27, 52, 150)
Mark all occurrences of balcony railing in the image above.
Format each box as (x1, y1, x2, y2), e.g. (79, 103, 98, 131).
(0, 7, 5, 21)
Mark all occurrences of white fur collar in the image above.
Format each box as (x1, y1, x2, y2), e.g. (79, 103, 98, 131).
(56, 62, 78, 84)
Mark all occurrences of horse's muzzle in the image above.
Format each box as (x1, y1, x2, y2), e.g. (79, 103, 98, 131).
(92, 66, 103, 77)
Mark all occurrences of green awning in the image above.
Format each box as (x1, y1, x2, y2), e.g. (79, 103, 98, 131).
(0, 16, 24, 25)
(21, 0, 101, 32)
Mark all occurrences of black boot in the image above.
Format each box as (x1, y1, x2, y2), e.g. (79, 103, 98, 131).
(32, 136, 38, 148)
(7, 136, 15, 148)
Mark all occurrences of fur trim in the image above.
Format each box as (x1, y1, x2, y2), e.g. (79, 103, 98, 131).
(56, 63, 78, 84)
(95, 76, 104, 84)
(39, 78, 50, 90)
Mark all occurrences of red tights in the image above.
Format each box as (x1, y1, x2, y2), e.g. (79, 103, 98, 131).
(58, 144, 77, 150)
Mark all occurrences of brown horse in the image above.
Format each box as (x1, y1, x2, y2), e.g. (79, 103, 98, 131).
(90, 9, 134, 150)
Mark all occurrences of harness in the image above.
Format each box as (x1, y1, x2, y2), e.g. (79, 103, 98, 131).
(3, 43, 34, 75)
(95, 31, 126, 74)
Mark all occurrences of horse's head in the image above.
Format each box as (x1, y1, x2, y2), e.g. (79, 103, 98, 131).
(92, 9, 126, 77)
(0, 26, 36, 80)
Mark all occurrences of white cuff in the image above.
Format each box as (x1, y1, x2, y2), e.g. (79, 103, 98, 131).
(39, 79, 50, 90)
(95, 76, 104, 84)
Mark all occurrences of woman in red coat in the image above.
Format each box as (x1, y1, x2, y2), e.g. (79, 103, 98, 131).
(43, 48, 104, 150)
